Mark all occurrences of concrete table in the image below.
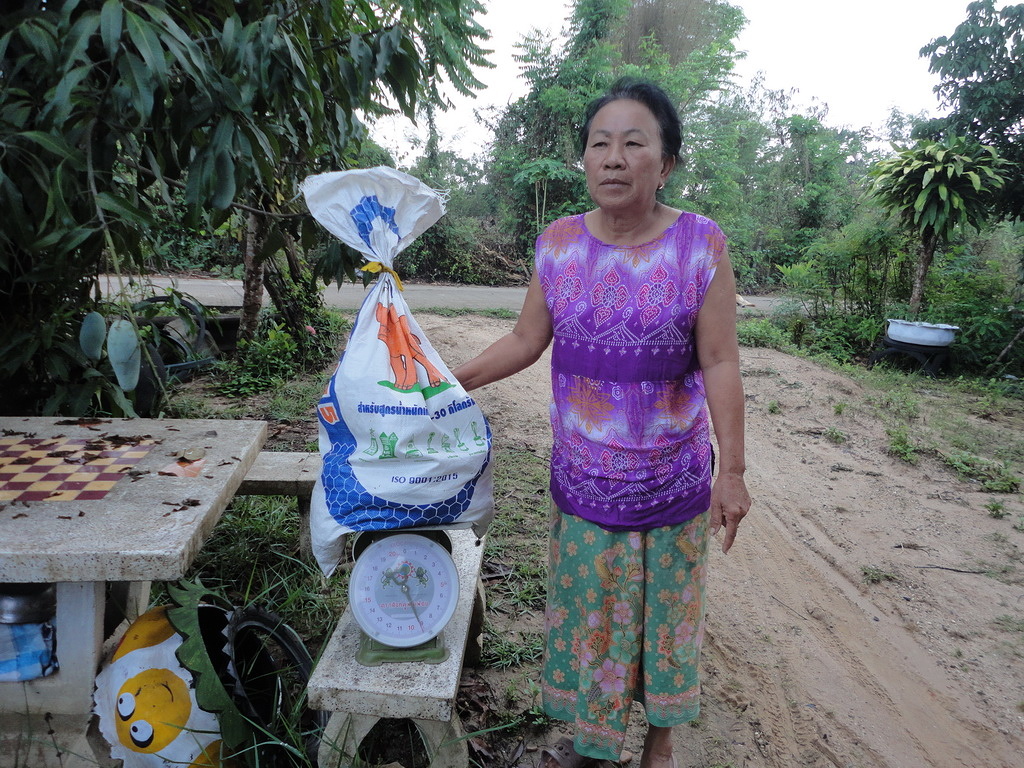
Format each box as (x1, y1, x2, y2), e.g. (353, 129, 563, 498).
(0, 417, 265, 729)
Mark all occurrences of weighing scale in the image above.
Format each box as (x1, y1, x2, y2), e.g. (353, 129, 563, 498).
(348, 530, 459, 666)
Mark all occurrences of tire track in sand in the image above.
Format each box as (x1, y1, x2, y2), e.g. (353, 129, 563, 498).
(703, 373, 1019, 768)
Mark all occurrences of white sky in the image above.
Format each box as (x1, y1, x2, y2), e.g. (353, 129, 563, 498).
(373, 0, 1010, 160)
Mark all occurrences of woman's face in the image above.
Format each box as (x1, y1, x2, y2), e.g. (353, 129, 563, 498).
(583, 98, 674, 216)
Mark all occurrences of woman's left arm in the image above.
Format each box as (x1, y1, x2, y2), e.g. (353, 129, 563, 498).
(695, 247, 752, 554)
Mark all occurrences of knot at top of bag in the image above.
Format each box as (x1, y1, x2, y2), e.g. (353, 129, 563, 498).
(301, 167, 447, 274)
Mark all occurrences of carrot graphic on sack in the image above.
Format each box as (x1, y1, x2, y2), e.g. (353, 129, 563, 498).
(375, 302, 448, 391)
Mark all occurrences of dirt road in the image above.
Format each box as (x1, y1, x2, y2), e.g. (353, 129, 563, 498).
(419, 313, 1023, 768)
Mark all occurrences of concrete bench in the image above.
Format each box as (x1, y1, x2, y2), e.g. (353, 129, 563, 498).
(237, 451, 320, 557)
(238, 452, 487, 768)
(236, 450, 321, 499)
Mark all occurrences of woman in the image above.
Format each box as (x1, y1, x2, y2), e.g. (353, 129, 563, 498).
(453, 78, 750, 768)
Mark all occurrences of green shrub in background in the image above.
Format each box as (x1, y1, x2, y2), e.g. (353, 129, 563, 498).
(400, 216, 483, 284)
(214, 309, 347, 398)
(215, 322, 300, 398)
(918, 251, 1022, 376)
(766, 197, 1023, 377)
(736, 318, 789, 349)
(738, 312, 880, 363)
(802, 313, 882, 362)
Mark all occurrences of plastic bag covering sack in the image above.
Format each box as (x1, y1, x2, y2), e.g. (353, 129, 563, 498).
(302, 167, 494, 575)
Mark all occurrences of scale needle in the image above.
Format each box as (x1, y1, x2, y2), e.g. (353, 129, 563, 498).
(400, 583, 424, 630)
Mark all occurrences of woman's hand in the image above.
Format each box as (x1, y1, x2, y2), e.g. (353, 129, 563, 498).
(709, 470, 751, 554)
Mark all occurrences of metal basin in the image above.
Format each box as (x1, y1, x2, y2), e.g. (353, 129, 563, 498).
(886, 319, 960, 347)
(0, 582, 56, 624)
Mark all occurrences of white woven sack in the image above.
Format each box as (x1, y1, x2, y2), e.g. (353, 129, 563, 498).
(302, 168, 494, 576)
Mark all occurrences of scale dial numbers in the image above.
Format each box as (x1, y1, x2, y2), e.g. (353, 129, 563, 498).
(348, 533, 460, 648)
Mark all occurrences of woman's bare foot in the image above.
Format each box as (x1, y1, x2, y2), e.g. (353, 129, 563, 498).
(639, 725, 676, 768)
(538, 736, 600, 767)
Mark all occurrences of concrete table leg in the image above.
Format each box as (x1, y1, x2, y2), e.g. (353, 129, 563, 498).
(317, 711, 469, 768)
(0, 582, 104, 715)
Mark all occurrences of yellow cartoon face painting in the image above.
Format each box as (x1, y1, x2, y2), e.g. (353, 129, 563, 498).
(115, 668, 192, 752)
(94, 606, 232, 767)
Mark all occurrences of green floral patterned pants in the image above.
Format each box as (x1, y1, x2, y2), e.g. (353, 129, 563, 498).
(541, 506, 710, 761)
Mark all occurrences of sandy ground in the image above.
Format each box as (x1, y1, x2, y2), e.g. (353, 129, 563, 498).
(416, 313, 1024, 768)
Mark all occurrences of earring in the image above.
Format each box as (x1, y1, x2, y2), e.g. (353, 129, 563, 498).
(657, 182, 665, 191)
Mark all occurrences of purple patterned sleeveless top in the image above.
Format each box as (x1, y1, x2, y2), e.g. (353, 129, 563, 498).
(535, 212, 724, 531)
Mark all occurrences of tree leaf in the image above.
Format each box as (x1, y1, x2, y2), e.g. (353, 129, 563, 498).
(125, 10, 167, 85)
(100, 0, 124, 58)
(96, 191, 152, 225)
(16, 130, 75, 159)
(212, 150, 236, 210)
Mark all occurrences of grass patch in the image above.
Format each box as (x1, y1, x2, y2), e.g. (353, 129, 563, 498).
(163, 390, 249, 420)
(824, 426, 847, 444)
(940, 450, 1021, 493)
(482, 629, 545, 669)
(736, 318, 789, 349)
(849, 365, 1024, 490)
(866, 388, 921, 421)
(861, 565, 898, 585)
(978, 561, 1023, 586)
(984, 499, 1009, 518)
(933, 410, 1024, 466)
(741, 366, 780, 378)
(993, 615, 1024, 634)
(421, 307, 519, 320)
(486, 446, 550, 614)
(886, 427, 920, 464)
(162, 495, 347, 647)
(266, 378, 327, 421)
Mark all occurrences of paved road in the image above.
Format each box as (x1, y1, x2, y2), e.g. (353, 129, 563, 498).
(103, 275, 781, 314)
(103, 275, 531, 311)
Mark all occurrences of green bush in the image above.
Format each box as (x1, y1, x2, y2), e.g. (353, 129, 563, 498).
(215, 321, 302, 397)
(737, 318, 789, 349)
(400, 217, 480, 283)
(918, 239, 1022, 376)
(801, 313, 882, 362)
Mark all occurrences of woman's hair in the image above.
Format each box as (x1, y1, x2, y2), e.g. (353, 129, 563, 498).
(579, 78, 682, 162)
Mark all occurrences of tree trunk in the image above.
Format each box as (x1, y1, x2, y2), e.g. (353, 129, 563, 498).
(263, 233, 325, 359)
(908, 231, 938, 317)
(239, 213, 265, 343)
(263, 256, 304, 332)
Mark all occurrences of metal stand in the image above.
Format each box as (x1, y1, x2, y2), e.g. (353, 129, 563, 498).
(867, 335, 951, 377)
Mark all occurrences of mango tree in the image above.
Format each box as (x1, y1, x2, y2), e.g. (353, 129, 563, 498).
(921, 0, 1024, 220)
(0, 0, 489, 415)
(867, 136, 1007, 316)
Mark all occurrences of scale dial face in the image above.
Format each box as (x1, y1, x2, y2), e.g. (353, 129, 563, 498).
(348, 533, 460, 648)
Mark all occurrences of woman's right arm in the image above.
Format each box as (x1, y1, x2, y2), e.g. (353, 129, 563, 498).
(451, 272, 553, 392)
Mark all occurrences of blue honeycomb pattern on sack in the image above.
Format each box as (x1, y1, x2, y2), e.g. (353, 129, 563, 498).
(319, 405, 490, 531)
(350, 195, 400, 254)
